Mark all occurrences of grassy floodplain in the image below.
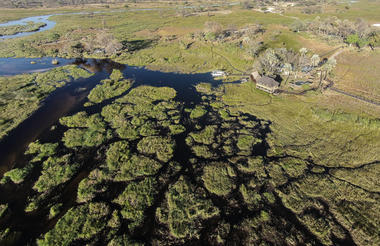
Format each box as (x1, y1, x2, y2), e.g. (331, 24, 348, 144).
(0, 1, 380, 245)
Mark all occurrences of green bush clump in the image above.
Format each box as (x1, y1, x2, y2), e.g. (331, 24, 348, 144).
(237, 156, 266, 175)
(33, 154, 79, 193)
(113, 177, 157, 231)
(108, 234, 143, 246)
(49, 203, 62, 219)
(169, 124, 186, 135)
(191, 145, 214, 159)
(139, 121, 160, 136)
(189, 125, 216, 145)
(63, 128, 112, 148)
(137, 136, 175, 162)
(38, 202, 110, 246)
(59, 111, 88, 128)
(77, 169, 105, 203)
(202, 162, 236, 196)
(62, 113, 112, 148)
(1, 164, 33, 184)
(0, 204, 7, 218)
(106, 141, 131, 171)
(116, 155, 162, 181)
(240, 184, 262, 209)
(156, 176, 219, 239)
(25, 141, 58, 162)
(280, 158, 308, 178)
(237, 135, 261, 151)
(88, 70, 132, 103)
(118, 86, 176, 104)
(106, 141, 162, 181)
(190, 106, 207, 119)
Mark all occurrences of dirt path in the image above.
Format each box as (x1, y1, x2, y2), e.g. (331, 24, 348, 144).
(325, 79, 380, 106)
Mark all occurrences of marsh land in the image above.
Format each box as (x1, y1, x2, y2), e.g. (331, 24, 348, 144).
(0, 0, 379, 245)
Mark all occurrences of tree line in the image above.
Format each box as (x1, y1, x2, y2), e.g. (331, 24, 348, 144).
(291, 16, 379, 49)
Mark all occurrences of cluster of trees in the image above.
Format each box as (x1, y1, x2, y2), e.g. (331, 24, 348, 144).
(202, 21, 265, 42)
(291, 17, 379, 49)
(0, 0, 129, 8)
(254, 47, 337, 86)
(62, 31, 123, 57)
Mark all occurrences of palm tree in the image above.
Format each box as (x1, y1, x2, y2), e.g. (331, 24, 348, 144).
(283, 63, 292, 85)
(319, 58, 337, 88)
(299, 47, 308, 67)
(311, 54, 320, 67)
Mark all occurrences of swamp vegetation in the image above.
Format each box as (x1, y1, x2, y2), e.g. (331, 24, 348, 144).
(0, 67, 378, 245)
(0, 1, 379, 245)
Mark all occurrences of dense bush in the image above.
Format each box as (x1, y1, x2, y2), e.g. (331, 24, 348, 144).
(202, 162, 236, 196)
(137, 136, 175, 162)
(113, 177, 157, 231)
(157, 176, 219, 239)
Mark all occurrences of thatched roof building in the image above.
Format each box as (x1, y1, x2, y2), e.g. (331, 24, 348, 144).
(256, 76, 279, 94)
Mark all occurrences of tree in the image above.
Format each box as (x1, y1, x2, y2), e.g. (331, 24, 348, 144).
(345, 34, 360, 47)
(319, 58, 337, 87)
(257, 48, 281, 77)
(311, 54, 320, 67)
(282, 63, 292, 85)
(299, 47, 308, 67)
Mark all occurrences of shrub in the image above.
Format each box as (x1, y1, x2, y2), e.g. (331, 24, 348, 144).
(202, 162, 235, 196)
(190, 106, 207, 119)
(33, 155, 79, 193)
(137, 136, 175, 162)
(189, 125, 216, 145)
(38, 202, 110, 245)
(113, 177, 157, 231)
(156, 176, 218, 239)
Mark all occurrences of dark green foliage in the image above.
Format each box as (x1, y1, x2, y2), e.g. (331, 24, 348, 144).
(137, 136, 175, 162)
(49, 203, 62, 219)
(156, 176, 219, 239)
(33, 154, 79, 193)
(62, 113, 112, 148)
(189, 125, 216, 145)
(113, 177, 157, 231)
(1, 164, 33, 184)
(190, 105, 206, 119)
(237, 135, 261, 151)
(0, 204, 8, 218)
(202, 162, 235, 196)
(168, 124, 186, 135)
(25, 141, 58, 162)
(88, 69, 132, 103)
(37, 202, 110, 246)
(106, 141, 162, 181)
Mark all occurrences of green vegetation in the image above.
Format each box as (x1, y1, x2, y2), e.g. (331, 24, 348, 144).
(62, 113, 112, 148)
(1, 1, 380, 245)
(1, 164, 33, 184)
(189, 125, 216, 145)
(137, 136, 175, 162)
(106, 141, 162, 181)
(157, 176, 219, 239)
(49, 203, 62, 219)
(37, 202, 110, 245)
(113, 177, 156, 231)
(0, 22, 46, 36)
(33, 154, 79, 193)
(189, 105, 207, 119)
(88, 69, 132, 103)
(0, 65, 91, 140)
(202, 162, 235, 196)
(26, 141, 58, 162)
